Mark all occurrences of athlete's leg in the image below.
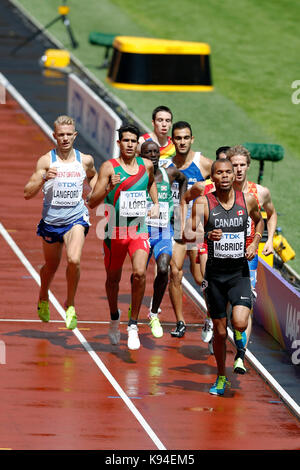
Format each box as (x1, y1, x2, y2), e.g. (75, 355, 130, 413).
(231, 304, 251, 374)
(169, 241, 186, 323)
(105, 267, 123, 316)
(212, 316, 228, 377)
(63, 224, 86, 307)
(151, 252, 171, 313)
(188, 248, 203, 286)
(244, 256, 258, 346)
(39, 240, 63, 301)
(103, 237, 127, 318)
(231, 304, 250, 333)
(130, 249, 149, 321)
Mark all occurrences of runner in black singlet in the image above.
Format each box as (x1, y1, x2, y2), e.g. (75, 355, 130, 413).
(191, 159, 264, 395)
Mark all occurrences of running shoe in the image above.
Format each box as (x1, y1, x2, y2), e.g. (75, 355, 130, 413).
(171, 321, 186, 338)
(108, 309, 121, 345)
(233, 357, 247, 375)
(209, 376, 230, 396)
(148, 313, 163, 338)
(65, 306, 77, 330)
(127, 324, 140, 350)
(233, 329, 247, 349)
(37, 300, 50, 322)
(201, 317, 213, 343)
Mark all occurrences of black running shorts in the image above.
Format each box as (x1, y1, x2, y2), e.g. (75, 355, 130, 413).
(202, 264, 252, 319)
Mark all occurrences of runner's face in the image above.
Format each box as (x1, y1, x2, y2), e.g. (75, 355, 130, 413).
(152, 111, 172, 136)
(53, 124, 77, 151)
(118, 132, 138, 158)
(172, 128, 194, 156)
(141, 142, 160, 170)
(212, 161, 235, 191)
(230, 154, 248, 184)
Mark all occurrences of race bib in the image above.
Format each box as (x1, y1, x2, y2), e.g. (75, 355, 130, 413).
(146, 201, 169, 228)
(214, 231, 245, 258)
(120, 190, 147, 217)
(52, 178, 82, 206)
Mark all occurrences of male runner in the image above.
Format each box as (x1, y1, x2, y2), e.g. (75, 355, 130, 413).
(138, 105, 176, 167)
(24, 115, 97, 330)
(182, 146, 230, 345)
(88, 124, 159, 350)
(227, 145, 277, 350)
(141, 140, 187, 338)
(191, 158, 264, 395)
(166, 121, 212, 337)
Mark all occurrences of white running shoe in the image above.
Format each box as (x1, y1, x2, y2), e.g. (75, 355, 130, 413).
(108, 310, 121, 345)
(127, 324, 140, 350)
(201, 317, 213, 343)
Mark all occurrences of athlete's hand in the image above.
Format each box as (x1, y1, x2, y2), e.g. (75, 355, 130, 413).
(246, 243, 257, 261)
(44, 167, 57, 181)
(262, 239, 273, 256)
(207, 229, 222, 241)
(106, 174, 120, 193)
(149, 203, 160, 219)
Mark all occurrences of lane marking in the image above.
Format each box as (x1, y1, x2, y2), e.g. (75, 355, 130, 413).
(0, 221, 167, 450)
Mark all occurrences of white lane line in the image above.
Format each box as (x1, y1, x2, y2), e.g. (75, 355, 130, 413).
(182, 277, 300, 419)
(0, 221, 167, 450)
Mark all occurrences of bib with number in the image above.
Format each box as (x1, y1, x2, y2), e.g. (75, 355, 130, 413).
(119, 190, 147, 217)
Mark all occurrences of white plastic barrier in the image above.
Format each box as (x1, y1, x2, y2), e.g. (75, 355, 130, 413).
(67, 73, 122, 159)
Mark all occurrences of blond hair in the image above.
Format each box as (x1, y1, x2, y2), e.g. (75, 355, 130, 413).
(54, 115, 75, 129)
(227, 145, 251, 165)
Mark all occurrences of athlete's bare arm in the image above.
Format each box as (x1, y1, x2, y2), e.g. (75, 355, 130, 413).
(181, 181, 206, 205)
(144, 158, 159, 218)
(81, 153, 97, 188)
(88, 160, 117, 209)
(24, 153, 53, 200)
(258, 184, 277, 256)
(199, 155, 213, 179)
(183, 195, 208, 244)
(166, 167, 188, 202)
(245, 193, 264, 260)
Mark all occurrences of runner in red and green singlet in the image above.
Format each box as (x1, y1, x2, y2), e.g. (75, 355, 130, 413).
(89, 125, 159, 351)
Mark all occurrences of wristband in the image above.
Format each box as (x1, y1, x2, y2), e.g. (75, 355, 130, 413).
(254, 232, 262, 240)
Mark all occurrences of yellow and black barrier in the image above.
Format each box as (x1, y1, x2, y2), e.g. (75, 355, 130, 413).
(107, 36, 213, 92)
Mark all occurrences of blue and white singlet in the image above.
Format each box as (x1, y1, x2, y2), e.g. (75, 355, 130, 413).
(42, 149, 88, 226)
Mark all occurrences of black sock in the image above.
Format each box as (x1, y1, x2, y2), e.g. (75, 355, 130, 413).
(235, 347, 246, 361)
(128, 319, 137, 327)
(110, 310, 119, 321)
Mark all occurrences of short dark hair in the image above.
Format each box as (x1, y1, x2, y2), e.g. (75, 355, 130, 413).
(211, 157, 233, 176)
(117, 124, 140, 141)
(171, 121, 192, 138)
(152, 105, 173, 121)
(216, 146, 230, 159)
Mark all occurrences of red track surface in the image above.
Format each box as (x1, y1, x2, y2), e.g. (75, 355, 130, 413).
(0, 93, 299, 450)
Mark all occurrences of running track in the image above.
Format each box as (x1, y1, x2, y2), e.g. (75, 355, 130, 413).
(0, 89, 299, 451)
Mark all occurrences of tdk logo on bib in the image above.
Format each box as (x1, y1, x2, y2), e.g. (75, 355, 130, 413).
(222, 232, 242, 240)
(123, 191, 145, 199)
(57, 182, 77, 188)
